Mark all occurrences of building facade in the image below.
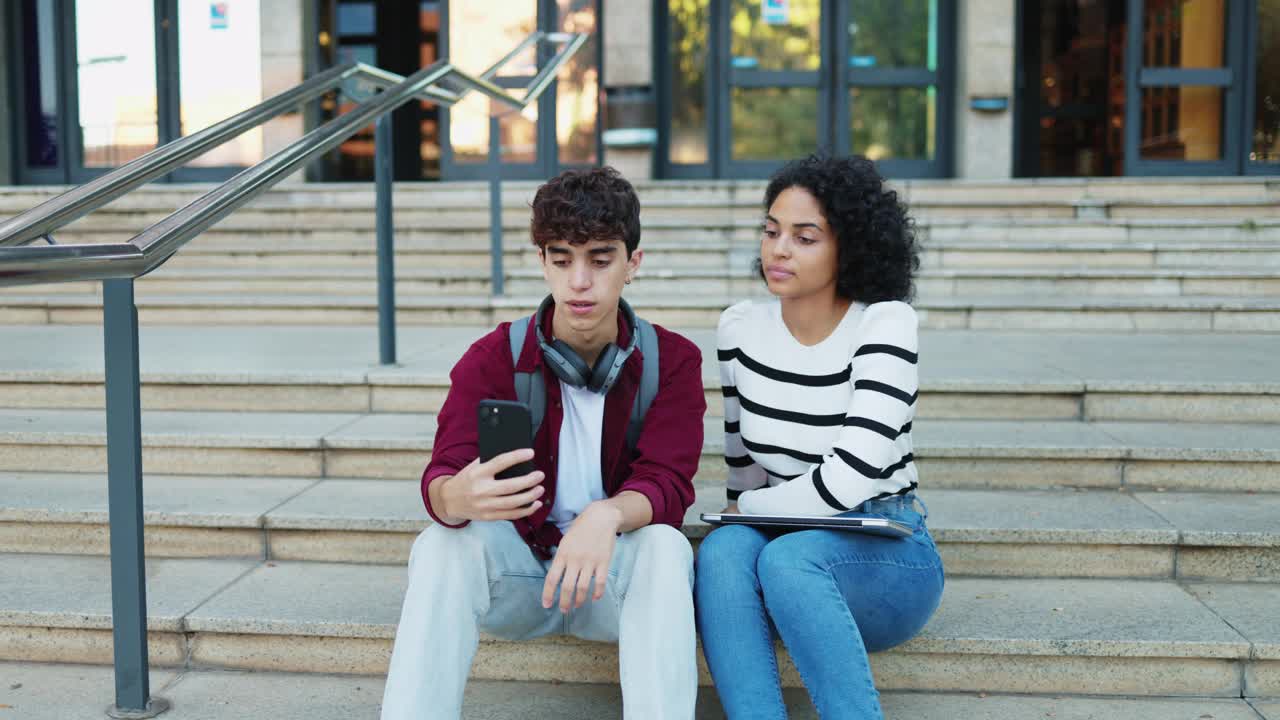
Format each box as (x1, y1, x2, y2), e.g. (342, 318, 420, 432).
(3, 0, 1277, 185)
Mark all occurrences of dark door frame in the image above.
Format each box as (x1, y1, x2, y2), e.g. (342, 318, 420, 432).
(657, 0, 955, 179)
(1013, 0, 1277, 177)
(1123, 0, 1247, 175)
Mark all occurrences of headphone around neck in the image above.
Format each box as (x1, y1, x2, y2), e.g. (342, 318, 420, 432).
(534, 294, 638, 395)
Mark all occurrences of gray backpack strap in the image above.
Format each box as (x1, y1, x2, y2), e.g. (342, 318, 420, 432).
(626, 317, 660, 451)
(509, 315, 545, 438)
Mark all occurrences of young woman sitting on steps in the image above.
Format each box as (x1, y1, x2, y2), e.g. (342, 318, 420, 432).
(696, 154, 945, 720)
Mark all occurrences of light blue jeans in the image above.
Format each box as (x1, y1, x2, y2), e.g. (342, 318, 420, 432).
(381, 520, 697, 720)
(694, 494, 944, 720)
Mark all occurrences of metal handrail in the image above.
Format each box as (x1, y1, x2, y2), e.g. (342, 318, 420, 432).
(0, 31, 585, 719)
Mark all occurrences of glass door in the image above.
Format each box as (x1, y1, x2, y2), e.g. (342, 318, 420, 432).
(1124, 0, 1245, 174)
(1246, 0, 1280, 172)
(837, 0, 951, 177)
(71, 0, 161, 180)
(440, 0, 546, 180)
(718, 0, 829, 176)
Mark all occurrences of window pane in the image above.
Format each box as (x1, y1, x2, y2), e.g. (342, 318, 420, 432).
(850, 86, 934, 161)
(556, 0, 598, 165)
(848, 0, 937, 69)
(1139, 85, 1224, 160)
(1142, 0, 1227, 68)
(729, 0, 821, 72)
(336, 2, 376, 35)
(731, 87, 818, 160)
(179, 0, 263, 167)
(22, 0, 59, 167)
(75, 0, 158, 168)
(448, 0, 538, 163)
(1253, 0, 1280, 163)
(669, 0, 709, 164)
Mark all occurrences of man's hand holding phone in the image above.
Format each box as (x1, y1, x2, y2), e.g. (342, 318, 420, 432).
(433, 449, 545, 524)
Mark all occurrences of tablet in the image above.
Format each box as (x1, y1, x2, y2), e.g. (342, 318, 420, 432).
(700, 512, 913, 538)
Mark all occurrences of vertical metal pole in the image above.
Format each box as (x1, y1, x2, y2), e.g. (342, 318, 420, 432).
(489, 112, 505, 296)
(375, 115, 397, 365)
(103, 278, 168, 719)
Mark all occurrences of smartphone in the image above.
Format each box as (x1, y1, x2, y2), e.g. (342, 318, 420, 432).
(477, 399, 537, 480)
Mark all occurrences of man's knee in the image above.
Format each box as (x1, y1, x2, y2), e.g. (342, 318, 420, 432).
(408, 521, 500, 578)
(628, 524, 694, 582)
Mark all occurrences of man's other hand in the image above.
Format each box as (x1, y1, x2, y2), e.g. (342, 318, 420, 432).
(541, 501, 624, 613)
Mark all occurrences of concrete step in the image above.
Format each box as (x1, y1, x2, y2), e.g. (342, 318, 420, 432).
(1, 326, 1276, 423)
(3, 176, 1274, 207)
(2, 472, 1275, 582)
(5, 662, 1273, 720)
(18, 191, 1280, 231)
(0, 408, 1277, 493)
(35, 216, 1280, 252)
(0, 554, 1273, 698)
(2, 662, 1274, 720)
(3, 293, 1279, 331)
(9, 266, 1280, 299)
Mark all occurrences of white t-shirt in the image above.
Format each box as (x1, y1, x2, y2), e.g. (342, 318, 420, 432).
(548, 381, 607, 532)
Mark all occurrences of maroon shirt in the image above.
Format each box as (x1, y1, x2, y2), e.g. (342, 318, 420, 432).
(421, 306, 707, 555)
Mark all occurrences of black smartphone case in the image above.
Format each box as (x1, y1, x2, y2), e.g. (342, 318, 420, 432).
(477, 399, 537, 479)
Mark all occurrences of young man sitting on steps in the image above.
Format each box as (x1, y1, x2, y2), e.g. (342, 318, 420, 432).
(380, 166, 706, 720)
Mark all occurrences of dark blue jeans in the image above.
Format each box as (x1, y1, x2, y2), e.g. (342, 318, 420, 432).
(694, 494, 944, 720)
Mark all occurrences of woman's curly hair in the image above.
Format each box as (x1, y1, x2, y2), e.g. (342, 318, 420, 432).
(758, 154, 919, 303)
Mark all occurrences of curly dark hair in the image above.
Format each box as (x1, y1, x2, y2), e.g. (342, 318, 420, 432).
(757, 154, 919, 303)
(530, 166, 641, 257)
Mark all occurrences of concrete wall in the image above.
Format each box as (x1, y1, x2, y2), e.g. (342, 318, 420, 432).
(954, 0, 1016, 178)
(260, 0, 306, 182)
(0, 4, 13, 185)
(601, 2, 655, 180)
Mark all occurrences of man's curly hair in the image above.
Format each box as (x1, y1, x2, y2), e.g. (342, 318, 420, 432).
(758, 155, 919, 303)
(531, 166, 641, 257)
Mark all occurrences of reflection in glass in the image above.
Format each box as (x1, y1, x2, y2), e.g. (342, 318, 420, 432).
(179, 0, 263, 167)
(420, 3, 442, 179)
(1254, 0, 1280, 162)
(1140, 85, 1223, 160)
(848, 0, 937, 69)
(75, 0, 159, 167)
(1142, 0, 1226, 68)
(850, 87, 934, 161)
(731, 87, 818, 160)
(556, 0, 598, 165)
(22, 0, 59, 167)
(729, 0, 821, 72)
(1032, 0, 1126, 177)
(669, 0, 709, 164)
(448, 0, 538, 163)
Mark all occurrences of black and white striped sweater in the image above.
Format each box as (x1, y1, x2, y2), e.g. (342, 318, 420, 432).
(718, 299, 920, 515)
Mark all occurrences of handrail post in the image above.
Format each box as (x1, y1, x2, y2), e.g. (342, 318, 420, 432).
(488, 112, 504, 297)
(103, 279, 170, 719)
(375, 114, 397, 365)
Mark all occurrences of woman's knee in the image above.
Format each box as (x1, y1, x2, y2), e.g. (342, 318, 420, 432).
(697, 524, 767, 568)
(755, 532, 830, 589)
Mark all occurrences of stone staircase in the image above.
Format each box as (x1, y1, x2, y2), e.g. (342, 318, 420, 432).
(0, 179, 1277, 718)
(2, 179, 1280, 331)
